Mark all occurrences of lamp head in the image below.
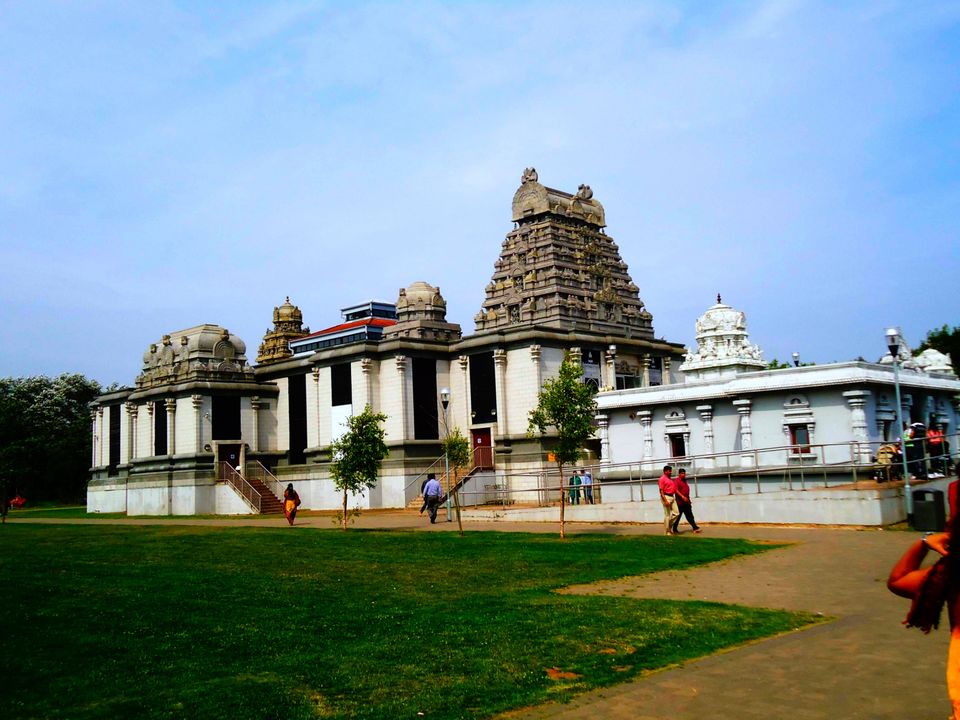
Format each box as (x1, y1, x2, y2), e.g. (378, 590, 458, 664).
(791, 351, 800, 367)
(885, 327, 900, 357)
(440, 387, 450, 408)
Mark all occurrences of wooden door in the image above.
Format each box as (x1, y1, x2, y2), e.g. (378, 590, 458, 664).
(472, 428, 493, 469)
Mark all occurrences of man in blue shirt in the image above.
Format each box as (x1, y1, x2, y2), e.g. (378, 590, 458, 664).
(423, 473, 443, 524)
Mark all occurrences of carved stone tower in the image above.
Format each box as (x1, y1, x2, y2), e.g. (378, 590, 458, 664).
(473, 168, 654, 336)
(257, 297, 309, 365)
(383, 281, 462, 342)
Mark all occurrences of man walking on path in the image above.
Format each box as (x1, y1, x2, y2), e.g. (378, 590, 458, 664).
(671, 468, 701, 534)
(658, 465, 679, 535)
(423, 474, 443, 524)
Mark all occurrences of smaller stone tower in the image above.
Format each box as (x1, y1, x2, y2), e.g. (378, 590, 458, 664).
(257, 297, 309, 365)
(383, 281, 462, 341)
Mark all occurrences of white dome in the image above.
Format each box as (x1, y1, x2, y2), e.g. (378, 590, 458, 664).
(680, 295, 765, 380)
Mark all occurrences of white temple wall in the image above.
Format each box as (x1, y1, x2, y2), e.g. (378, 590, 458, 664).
(239, 396, 256, 448)
(502, 346, 543, 437)
(260, 395, 278, 451)
(380, 355, 407, 443)
(447, 356, 470, 436)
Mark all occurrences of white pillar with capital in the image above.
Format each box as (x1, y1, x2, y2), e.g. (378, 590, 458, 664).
(604, 345, 616, 390)
(250, 396, 261, 453)
(191, 395, 203, 454)
(697, 404, 714, 469)
(733, 399, 753, 467)
(458, 355, 470, 431)
(637, 410, 654, 471)
(843, 390, 872, 464)
(125, 402, 138, 463)
(91, 408, 99, 467)
(493, 348, 507, 436)
(596, 413, 610, 466)
(164, 398, 177, 456)
(361, 358, 374, 409)
(395, 355, 409, 440)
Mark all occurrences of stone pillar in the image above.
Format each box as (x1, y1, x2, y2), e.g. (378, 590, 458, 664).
(97, 407, 105, 466)
(530, 345, 542, 390)
(663, 357, 672, 385)
(641, 354, 651, 387)
(361, 358, 374, 409)
(312, 366, 321, 446)
(164, 398, 177, 456)
(902, 393, 913, 425)
(697, 405, 714, 469)
(458, 355, 470, 430)
(733, 399, 753, 467)
(91, 408, 99, 467)
(596, 413, 610, 466)
(493, 348, 507, 436)
(638, 410, 654, 470)
(191, 395, 203, 454)
(250, 396, 261, 453)
(395, 355, 409, 440)
(604, 345, 617, 390)
(843, 390, 872, 463)
(147, 402, 155, 457)
(125, 402, 138, 462)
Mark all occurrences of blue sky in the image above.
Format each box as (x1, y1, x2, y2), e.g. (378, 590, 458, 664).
(1, 1, 958, 385)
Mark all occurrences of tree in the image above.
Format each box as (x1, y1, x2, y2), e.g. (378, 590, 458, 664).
(0, 373, 102, 506)
(441, 428, 471, 537)
(330, 406, 388, 530)
(916, 325, 960, 368)
(527, 354, 598, 539)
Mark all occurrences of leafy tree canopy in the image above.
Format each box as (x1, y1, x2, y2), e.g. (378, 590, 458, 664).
(0, 374, 102, 502)
(527, 355, 598, 467)
(442, 428, 471, 472)
(331, 406, 389, 494)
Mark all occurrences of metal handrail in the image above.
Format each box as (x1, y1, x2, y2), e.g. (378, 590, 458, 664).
(245, 460, 284, 502)
(218, 461, 261, 513)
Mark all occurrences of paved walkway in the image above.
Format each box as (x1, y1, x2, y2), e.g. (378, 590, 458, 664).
(9, 513, 951, 718)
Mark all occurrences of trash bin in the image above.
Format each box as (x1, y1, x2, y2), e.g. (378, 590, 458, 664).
(913, 489, 946, 531)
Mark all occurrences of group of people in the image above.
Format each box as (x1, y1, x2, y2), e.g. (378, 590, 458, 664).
(658, 465, 701, 535)
(567, 469, 595, 505)
(903, 421, 952, 479)
(888, 469, 960, 717)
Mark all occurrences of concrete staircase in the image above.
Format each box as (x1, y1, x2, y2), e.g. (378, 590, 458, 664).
(246, 474, 284, 514)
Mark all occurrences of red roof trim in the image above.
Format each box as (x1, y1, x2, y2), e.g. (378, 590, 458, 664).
(294, 317, 396, 341)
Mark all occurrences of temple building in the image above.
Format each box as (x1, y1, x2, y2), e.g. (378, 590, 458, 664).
(596, 297, 960, 504)
(88, 169, 686, 514)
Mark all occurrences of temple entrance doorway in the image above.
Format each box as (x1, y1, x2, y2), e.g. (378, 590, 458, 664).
(472, 428, 493, 469)
(216, 443, 243, 473)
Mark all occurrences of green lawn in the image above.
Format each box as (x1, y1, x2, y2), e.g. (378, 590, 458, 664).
(0, 526, 815, 719)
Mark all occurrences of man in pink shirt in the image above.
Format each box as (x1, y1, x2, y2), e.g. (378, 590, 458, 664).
(658, 465, 679, 536)
(671, 468, 702, 534)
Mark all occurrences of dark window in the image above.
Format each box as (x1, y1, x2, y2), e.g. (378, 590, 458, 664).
(616, 374, 639, 390)
(154, 401, 167, 456)
(649, 357, 663, 386)
(412, 357, 439, 440)
(212, 395, 241, 441)
(108, 404, 121, 475)
(288, 373, 307, 465)
(469, 352, 497, 425)
(790, 425, 810, 454)
(331, 363, 352, 407)
(669, 434, 686, 458)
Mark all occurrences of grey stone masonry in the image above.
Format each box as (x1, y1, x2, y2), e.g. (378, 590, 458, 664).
(474, 167, 653, 337)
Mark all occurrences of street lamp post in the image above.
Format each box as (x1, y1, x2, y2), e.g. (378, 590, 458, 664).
(440, 387, 452, 522)
(886, 328, 913, 525)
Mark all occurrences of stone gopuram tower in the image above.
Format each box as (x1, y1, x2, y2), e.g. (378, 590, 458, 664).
(474, 167, 653, 337)
(257, 297, 309, 365)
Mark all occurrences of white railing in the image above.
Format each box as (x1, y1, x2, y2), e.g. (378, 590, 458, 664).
(218, 461, 261, 512)
(449, 432, 958, 508)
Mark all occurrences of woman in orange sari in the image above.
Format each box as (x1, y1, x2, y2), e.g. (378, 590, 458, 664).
(283, 483, 301, 526)
(888, 487, 960, 717)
